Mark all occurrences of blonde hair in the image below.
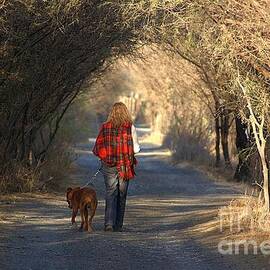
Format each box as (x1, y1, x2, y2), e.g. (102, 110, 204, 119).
(107, 102, 133, 128)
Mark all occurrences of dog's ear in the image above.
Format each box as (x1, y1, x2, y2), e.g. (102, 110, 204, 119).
(66, 187, 73, 193)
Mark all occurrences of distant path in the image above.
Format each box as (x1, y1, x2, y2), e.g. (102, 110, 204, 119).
(0, 128, 267, 269)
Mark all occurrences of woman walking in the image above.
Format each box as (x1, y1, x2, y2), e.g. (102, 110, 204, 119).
(93, 102, 140, 232)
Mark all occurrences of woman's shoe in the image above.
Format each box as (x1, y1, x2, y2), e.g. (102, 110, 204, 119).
(113, 226, 123, 232)
(104, 225, 113, 232)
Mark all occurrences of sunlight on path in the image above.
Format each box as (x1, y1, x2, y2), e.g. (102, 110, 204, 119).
(0, 126, 267, 270)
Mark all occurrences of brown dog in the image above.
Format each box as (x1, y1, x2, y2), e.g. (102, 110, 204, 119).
(66, 187, 98, 232)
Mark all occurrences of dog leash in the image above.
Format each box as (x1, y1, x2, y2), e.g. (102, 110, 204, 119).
(81, 164, 102, 188)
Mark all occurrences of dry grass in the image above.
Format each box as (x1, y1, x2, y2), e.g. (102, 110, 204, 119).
(0, 144, 75, 194)
(39, 145, 76, 191)
(0, 163, 39, 194)
(219, 193, 270, 237)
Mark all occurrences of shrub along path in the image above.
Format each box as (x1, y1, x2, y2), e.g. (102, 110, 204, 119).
(0, 129, 268, 270)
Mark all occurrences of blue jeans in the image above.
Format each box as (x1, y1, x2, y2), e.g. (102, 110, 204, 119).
(101, 162, 129, 229)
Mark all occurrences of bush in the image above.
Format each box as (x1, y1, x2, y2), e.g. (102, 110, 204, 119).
(39, 142, 76, 191)
(0, 163, 39, 194)
(219, 194, 270, 235)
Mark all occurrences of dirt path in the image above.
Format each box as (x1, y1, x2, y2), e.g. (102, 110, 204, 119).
(0, 129, 269, 270)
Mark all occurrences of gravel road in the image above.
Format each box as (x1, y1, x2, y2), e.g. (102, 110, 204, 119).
(0, 129, 269, 270)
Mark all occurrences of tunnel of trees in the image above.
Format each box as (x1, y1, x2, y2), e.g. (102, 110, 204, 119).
(1, 0, 270, 208)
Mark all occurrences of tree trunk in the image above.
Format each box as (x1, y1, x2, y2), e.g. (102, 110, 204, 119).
(260, 147, 270, 211)
(215, 115, 221, 167)
(220, 107, 232, 168)
(239, 82, 269, 210)
(256, 121, 270, 211)
(234, 116, 251, 182)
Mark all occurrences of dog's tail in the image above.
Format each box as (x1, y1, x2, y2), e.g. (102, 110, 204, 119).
(83, 203, 90, 220)
(84, 199, 97, 221)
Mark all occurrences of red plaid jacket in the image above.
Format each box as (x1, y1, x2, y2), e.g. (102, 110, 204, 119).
(92, 121, 137, 180)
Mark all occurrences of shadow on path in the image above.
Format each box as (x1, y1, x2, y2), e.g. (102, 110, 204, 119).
(0, 134, 267, 270)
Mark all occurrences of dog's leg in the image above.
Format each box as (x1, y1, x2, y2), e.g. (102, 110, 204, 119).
(79, 206, 85, 231)
(89, 199, 97, 232)
(71, 208, 78, 224)
(84, 205, 89, 232)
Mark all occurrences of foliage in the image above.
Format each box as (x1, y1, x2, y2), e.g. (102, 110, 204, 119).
(0, 0, 159, 191)
(1, 0, 270, 198)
